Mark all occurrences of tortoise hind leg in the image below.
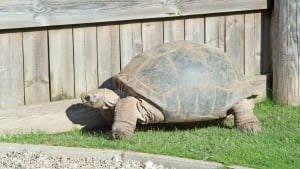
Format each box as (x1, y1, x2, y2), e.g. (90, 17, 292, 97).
(232, 98, 261, 133)
(112, 97, 138, 139)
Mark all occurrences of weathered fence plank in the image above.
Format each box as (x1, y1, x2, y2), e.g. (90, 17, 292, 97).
(142, 20, 163, 51)
(0, 32, 24, 108)
(205, 16, 225, 49)
(0, 8, 272, 109)
(23, 29, 50, 104)
(272, 0, 300, 105)
(0, 0, 270, 30)
(164, 18, 185, 42)
(225, 14, 245, 73)
(49, 27, 74, 101)
(120, 22, 142, 68)
(97, 24, 121, 85)
(245, 13, 261, 77)
(73, 26, 98, 97)
(184, 16, 205, 43)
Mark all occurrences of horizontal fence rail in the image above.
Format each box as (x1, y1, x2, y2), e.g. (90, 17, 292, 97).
(0, 0, 272, 30)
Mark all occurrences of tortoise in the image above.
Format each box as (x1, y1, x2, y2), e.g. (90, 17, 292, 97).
(81, 41, 261, 139)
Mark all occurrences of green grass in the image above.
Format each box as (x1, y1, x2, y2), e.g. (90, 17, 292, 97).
(1, 99, 299, 169)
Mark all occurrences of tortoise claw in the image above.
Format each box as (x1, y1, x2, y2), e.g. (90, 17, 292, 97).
(237, 121, 261, 134)
(112, 122, 135, 139)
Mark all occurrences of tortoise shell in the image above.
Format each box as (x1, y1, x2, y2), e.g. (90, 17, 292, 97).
(114, 41, 251, 122)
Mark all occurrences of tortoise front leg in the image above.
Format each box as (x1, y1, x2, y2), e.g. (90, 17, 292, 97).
(112, 96, 139, 139)
(232, 98, 261, 133)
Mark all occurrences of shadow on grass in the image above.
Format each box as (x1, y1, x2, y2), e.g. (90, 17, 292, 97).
(135, 118, 231, 131)
(78, 117, 234, 139)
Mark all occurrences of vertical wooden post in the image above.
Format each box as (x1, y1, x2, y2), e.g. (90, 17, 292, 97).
(272, 0, 300, 105)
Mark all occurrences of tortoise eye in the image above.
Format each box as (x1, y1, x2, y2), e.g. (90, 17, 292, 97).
(84, 95, 90, 101)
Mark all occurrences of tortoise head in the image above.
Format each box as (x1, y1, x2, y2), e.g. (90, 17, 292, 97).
(81, 88, 119, 110)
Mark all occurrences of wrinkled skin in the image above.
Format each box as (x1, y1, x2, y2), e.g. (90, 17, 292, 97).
(112, 96, 139, 139)
(81, 88, 261, 139)
(81, 88, 164, 139)
(232, 98, 261, 133)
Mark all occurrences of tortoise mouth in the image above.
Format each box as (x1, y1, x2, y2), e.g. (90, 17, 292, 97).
(81, 100, 93, 107)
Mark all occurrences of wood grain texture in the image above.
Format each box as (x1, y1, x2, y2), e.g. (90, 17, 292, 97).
(0, 9, 274, 109)
(23, 29, 50, 104)
(48, 27, 74, 101)
(272, 0, 300, 105)
(120, 22, 142, 68)
(185, 16, 205, 43)
(0, 0, 270, 30)
(142, 20, 163, 51)
(225, 14, 245, 73)
(97, 23, 121, 85)
(245, 13, 261, 77)
(205, 16, 225, 49)
(164, 18, 185, 42)
(0, 32, 24, 108)
(73, 26, 98, 97)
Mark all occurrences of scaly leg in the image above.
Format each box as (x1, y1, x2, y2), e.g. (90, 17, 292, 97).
(112, 96, 139, 139)
(232, 98, 261, 133)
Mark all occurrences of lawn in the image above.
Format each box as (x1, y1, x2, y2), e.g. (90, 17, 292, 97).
(0, 99, 299, 169)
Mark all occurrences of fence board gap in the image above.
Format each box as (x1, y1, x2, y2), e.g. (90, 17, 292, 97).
(97, 23, 121, 87)
(73, 26, 98, 97)
(48, 27, 74, 101)
(261, 11, 272, 74)
(23, 29, 50, 104)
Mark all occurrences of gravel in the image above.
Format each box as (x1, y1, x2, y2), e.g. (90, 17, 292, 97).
(0, 149, 176, 169)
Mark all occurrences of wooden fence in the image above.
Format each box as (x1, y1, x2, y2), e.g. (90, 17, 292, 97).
(0, 0, 272, 109)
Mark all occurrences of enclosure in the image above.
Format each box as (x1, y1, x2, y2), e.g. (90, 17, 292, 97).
(0, 0, 275, 109)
